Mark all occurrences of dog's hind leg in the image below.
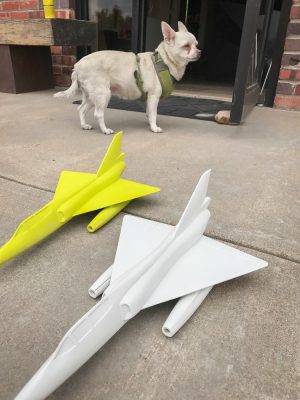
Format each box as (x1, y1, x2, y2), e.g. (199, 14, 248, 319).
(93, 88, 113, 135)
(78, 93, 93, 130)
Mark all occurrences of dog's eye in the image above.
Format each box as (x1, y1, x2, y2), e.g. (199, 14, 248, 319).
(183, 44, 190, 50)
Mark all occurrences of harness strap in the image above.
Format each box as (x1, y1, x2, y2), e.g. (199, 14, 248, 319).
(151, 51, 175, 99)
(134, 55, 148, 101)
(134, 51, 175, 101)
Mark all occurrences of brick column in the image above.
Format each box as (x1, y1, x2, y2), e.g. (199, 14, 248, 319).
(274, 0, 300, 110)
(0, 0, 76, 87)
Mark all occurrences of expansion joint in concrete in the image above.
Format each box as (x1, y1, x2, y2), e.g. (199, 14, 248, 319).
(0, 174, 54, 194)
(123, 211, 300, 265)
(207, 233, 300, 265)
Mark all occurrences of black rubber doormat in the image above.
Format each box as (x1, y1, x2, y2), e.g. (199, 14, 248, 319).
(108, 96, 232, 120)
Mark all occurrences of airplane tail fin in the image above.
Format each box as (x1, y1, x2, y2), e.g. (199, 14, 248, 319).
(96, 131, 125, 177)
(174, 170, 211, 238)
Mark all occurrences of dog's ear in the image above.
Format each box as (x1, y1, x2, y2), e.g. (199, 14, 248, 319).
(161, 21, 176, 44)
(178, 21, 188, 32)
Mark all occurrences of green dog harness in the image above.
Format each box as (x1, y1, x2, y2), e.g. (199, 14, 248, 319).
(135, 51, 175, 101)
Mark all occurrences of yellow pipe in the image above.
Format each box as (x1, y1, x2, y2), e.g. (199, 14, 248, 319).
(87, 201, 130, 233)
(43, 0, 55, 19)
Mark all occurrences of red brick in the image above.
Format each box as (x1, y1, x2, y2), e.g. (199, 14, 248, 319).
(55, 9, 66, 18)
(274, 94, 300, 110)
(53, 65, 62, 75)
(29, 10, 44, 18)
(51, 46, 62, 55)
(296, 70, 300, 80)
(62, 66, 73, 75)
(285, 38, 300, 52)
(279, 68, 293, 80)
(52, 55, 62, 64)
(0, 11, 11, 19)
(287, 21, 300, 35)
(281, 53, 300, 66)
(290, 5, 300, 19)
(276, 81, 295, 95)
(55, 9, 75, 19)
(2, 2, 19, 11)
(295, 85, 300, 95)
(61, 55, 76, 66)
(61, 45, 76, 55)
(11, 11, 29, 19)
(19, 1, 38, 10)
(54, 74, 71, 87)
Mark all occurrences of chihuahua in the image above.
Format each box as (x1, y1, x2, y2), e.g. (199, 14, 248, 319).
(54, 21, 201, 134)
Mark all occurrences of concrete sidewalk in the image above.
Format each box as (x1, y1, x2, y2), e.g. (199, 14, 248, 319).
(0, 90, 299, 400)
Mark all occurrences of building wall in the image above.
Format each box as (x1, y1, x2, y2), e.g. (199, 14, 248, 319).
(0, 0, 76, 86)
(275, 0, 300, 110)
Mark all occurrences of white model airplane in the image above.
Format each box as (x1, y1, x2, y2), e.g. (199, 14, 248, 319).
(16, 170, 267, 400)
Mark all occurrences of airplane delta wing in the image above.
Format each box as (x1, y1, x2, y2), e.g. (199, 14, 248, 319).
(144, 235, 267, 307)
(74, 178, 160, 216)
(110, 216, 173, 282)
(109, 215, 267, 309)
(53, 171, 96, 201)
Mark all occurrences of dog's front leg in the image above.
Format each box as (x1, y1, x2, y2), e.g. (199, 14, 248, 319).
(146, 94, 163, 133)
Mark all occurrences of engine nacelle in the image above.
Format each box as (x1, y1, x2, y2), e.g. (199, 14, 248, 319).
(88, 265, 114, 298)
(162, 286, 213, 337)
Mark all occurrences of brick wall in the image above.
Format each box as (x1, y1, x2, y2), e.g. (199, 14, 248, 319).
(0, 0, 76, 86)
(275, 0, 300, 110)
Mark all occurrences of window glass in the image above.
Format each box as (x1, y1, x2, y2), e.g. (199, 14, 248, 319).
(89, 1, 132, 51)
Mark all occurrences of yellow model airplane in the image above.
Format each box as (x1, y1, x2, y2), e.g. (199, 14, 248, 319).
(0, 132, 160, 266)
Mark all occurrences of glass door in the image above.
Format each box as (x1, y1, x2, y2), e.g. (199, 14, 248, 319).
(89, 1, 133, 52)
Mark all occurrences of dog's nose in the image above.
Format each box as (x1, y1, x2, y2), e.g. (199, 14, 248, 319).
(195, 48, 202, 59)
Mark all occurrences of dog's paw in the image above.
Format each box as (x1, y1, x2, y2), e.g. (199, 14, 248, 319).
(81, 124, 93, 130)
(103, 128, 114, 135)
(150, 126, 163, 133)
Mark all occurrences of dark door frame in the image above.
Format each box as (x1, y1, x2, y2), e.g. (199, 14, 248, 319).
(132, 0, 146, 53)
(75, 0, 90, 60)
(230, 0, 262, 123)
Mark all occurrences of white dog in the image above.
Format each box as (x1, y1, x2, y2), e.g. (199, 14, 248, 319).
(54, 21, 200, 134)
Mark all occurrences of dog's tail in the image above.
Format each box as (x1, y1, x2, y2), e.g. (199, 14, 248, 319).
(54, 70, 79, 99)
